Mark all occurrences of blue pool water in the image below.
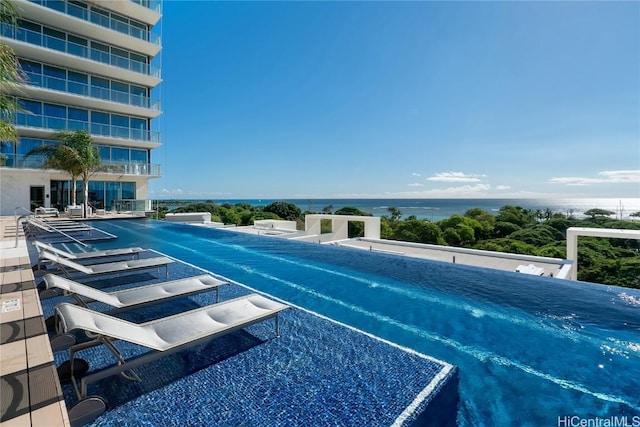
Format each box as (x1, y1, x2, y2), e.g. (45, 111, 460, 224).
(86, 219, 640, 426)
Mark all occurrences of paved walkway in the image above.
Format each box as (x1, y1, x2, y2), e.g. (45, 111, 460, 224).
(0, 216, 69, 426)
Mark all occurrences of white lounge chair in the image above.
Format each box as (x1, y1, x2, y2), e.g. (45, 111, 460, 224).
(40, 250, 173, 278)
(44, 274, 228, 308)
(54, 294, 289, 425)
(44, 273, 227, 308)
(35, 207, 59, 217)
(35, 240, 144, 266)
(515, 264, 544, 276)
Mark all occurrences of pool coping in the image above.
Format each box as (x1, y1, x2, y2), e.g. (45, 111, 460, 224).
(0, 216, 70, 427)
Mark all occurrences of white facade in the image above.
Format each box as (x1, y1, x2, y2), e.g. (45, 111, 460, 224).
(566, 227, 640, 280)
(0, 0, 162, 215)
(305, 214, 381, 240)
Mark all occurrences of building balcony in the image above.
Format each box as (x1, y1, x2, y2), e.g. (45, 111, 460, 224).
(15, 113, 160, 144)
(98, 0, 162, 26)
(129, 0, 162, 14)
(0, 24, 161, 79)
(27, 0, 160, 46)
(18, 71, 161, 118)
(0, 154, 161, 177)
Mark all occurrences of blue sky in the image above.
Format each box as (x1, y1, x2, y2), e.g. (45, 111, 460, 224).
(152, 1, 639, 200)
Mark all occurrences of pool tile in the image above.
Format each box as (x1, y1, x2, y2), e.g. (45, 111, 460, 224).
(30, 401, 69, 427)
(26, 335, 54, 368)
(21, 290, 43, 318)
(1, 270, 21, 285)
(0, 340, 27, 377)
(0, 412, 30, 427)
(0, 317, 45, 345)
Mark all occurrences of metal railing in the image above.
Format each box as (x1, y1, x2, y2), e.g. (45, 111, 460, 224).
(0, 154, 161, 176)
(112, 199, 152, 213)
(15, 112, 160, 143)
(22, 70, 160, 111)
(26, 216, 89, 247)
(14, 206, 88, 247)
(14, 207, 33, 247)
(29, 0, 161, 45)
(130, 0, 162, 13)
(1, 23, 161, 78)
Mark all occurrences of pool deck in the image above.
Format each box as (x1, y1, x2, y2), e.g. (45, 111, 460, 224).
(0, 216, 70, 426)
(0, 216, 458, 426)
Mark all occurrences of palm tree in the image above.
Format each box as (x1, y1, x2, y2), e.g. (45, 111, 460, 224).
(26, 130, 101, 218)
(0, 0, 22, 145)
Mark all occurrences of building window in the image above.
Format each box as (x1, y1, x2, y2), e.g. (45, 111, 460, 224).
(91, 111, 110, 136)
(111, 147, 129, 162)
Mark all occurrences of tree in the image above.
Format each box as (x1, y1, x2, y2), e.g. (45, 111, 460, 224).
(334, 206, 370, 216)
(438, 214, 481, 245)
(583, 208, 615, 220)
(264, 201, 301, 221)
(391, 219, 443, 244)
(507, 225, 564, 247)
(495, 205, 535, 228)
(219, 208, 240, 225)
(0, 0, 22, 145)
(493, 221, 521, 238)
(464, 208, 495, 240)
(387, 206, 402, 222)
(26, 130, 100, 218)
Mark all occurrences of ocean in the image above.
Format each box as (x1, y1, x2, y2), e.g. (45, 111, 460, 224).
(160, 198, 640, 221)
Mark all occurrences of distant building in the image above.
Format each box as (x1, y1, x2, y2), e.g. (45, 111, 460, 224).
(0, 0, 162, 215)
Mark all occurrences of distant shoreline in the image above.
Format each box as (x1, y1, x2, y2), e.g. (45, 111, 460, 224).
(152, 197, 639, 221)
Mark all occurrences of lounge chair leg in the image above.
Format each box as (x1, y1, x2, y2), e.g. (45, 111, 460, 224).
(68, 396, 107, 427)
(50, 333, 76, 352)
(57, 358, 89, 383)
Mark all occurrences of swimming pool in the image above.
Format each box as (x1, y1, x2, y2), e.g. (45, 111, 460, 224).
(87, 219, 640, 426)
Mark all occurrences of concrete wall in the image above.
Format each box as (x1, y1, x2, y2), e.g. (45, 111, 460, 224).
(304, 214, 381, 240)
(165, 212, 212, 223)
(0, 168, 155, 215)
(254, 220, 297, 231)
(567, 227, 640, 280)
(0, 169, 66, 215)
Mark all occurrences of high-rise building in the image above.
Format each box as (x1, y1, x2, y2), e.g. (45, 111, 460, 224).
(0, 0, 162, 215)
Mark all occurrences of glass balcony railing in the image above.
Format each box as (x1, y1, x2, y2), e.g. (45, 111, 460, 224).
(0, 154, 161, 176)
(101, 160, 160, 176)
(16, 112, 160, 143)
(23, 70, 160, 110)
(29, 0, 161, 45)
(128, 0, 161, 14)
(112, 198, 153, 212)
(1, 23, 160, 78)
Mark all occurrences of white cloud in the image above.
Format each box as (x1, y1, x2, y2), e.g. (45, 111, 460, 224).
(598, 170, 640, 182)
(408, 183, 424, 187)
(427, 172, 486, 183)
(548, 170, 640, 186)
(412, 172, 421, 177)
(381, 183, 493, 198)
(495, 185, 511, 191)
